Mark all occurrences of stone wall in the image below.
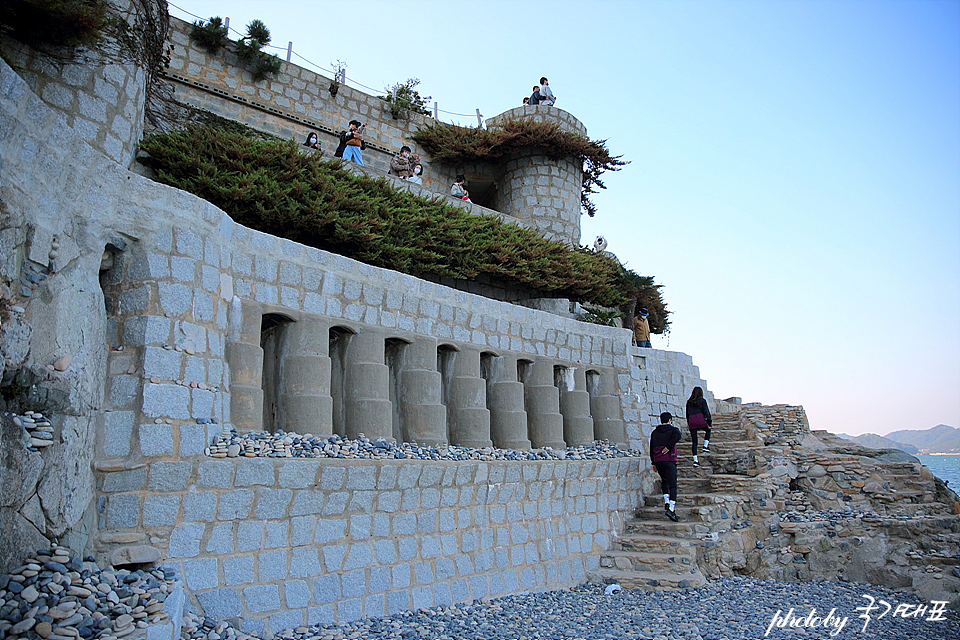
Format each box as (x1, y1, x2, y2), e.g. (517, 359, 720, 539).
(0, 50, 717, 631)
(631, 348, 715, 444)
(164, 17, 433, 178)
(0, 0, 147, 168)
(99, 455, 640, 635)
(162, 18, 586, 245)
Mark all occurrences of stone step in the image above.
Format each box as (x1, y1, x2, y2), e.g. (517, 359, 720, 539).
(625, 516, 700, 535)
(600, 549, 696, 573)
(591, 568, 707, 590)
(693, 439, 764, 450)
(634, 504, 702, 521)
(635, 500, 742, 525)
(676, 478, 712, 492)
(643, 493, 745, 508)
(614, 533, 699, 554)
(706, 430, 751, 442)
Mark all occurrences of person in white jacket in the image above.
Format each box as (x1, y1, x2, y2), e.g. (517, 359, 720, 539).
(538, 77, 555, 106)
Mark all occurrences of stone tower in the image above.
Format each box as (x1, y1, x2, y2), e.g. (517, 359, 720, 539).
(485, 107, 587, 246)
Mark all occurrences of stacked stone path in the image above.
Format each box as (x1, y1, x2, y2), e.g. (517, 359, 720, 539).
(593, 413, 760, 589)
(593, 407, 960, 603)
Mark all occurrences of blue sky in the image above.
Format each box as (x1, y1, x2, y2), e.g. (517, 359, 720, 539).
(171, 0, 960, 437)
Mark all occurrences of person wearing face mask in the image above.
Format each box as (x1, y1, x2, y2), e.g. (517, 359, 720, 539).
(388, 145, 420, 178)
(451, 175, 470, 201)
(302, 131, 321, 150)
(405, 164, 423, 185)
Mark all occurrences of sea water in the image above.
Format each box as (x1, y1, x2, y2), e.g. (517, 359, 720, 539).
(916, 454, 960, 489)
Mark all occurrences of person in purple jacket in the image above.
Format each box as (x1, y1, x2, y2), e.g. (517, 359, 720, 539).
(650, 411, 682, 521)
(686, 386, 712, 468)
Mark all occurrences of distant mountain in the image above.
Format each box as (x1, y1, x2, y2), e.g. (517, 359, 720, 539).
(885, 425, 960, 454)
(853, 433, 919, 454)
(833, 432, 919, 454)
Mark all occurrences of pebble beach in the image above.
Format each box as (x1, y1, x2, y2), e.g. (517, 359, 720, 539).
(3, 545, 958, 640)
(182, 578, 960, 640)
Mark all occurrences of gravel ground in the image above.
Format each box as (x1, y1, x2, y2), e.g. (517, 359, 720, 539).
(184, 577, 960, 640)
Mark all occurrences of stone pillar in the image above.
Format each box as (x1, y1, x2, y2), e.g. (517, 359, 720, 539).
(344, 330, 392, 441)
(589, 370, 626, 446)
(559, 367, 595, 446)
(484, 355, 529, 450)
(523, 359, 565, 449)
(227, 302, 264, 433)
(399, 338, 446, 446)
(279, 318, 332, 438)
(447, 348, 492, 448)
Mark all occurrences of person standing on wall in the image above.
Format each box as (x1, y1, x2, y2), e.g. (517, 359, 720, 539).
(686, 386, 712, 468)
(633, 307, 651, 348)
(650, 411, 681, 521)
(335, 120, 366, 165)
(538, 77, 555, 105)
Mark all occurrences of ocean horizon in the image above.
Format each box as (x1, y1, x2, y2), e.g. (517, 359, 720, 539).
(917, 453, 960, 489)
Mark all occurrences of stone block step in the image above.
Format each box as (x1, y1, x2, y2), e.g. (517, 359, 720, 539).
(614, 533, 699, 553)
(698, 439, 765, 450)
(677, 477, 711, 491)
(591, 568, 707, 590)
(635, 501, 742, 525)
(643, 493, 745, 508)
(708, 430, 750, 442)
(624, 517, 699, 536)
(600, 549, 695, 573)
(635, 503, 702, 520)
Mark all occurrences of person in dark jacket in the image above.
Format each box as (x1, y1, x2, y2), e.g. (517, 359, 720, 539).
(685, 386, 712, 468)
(528, 85, 542, 105)
(334, 120, 365, 164)
(650, 411, 681, 521)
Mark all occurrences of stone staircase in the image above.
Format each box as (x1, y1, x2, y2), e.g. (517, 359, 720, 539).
(595, 413, 763, 589)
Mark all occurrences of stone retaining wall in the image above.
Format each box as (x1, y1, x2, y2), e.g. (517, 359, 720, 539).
(630, 348, 714, 446)
(99, 456, 640, 635)
(0, 40, 714, 632)
(0, 0, 147, 168)
(164, 17, 434, 179)
(162, 17, 587, 245)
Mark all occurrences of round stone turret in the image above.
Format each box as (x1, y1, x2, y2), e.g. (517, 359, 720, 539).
(485, 106, 587, 246)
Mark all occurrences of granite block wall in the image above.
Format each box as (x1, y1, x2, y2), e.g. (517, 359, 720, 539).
(1, 40, 714, 633)
(0, 0, 147, 168)
(97, 456, 641, 635)
(162, 17, 587, 245)
(163, 17, 425, 176)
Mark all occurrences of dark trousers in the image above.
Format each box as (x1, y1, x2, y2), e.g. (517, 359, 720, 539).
(653, 460, 677, 502)
(690, 427, 711, 455)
